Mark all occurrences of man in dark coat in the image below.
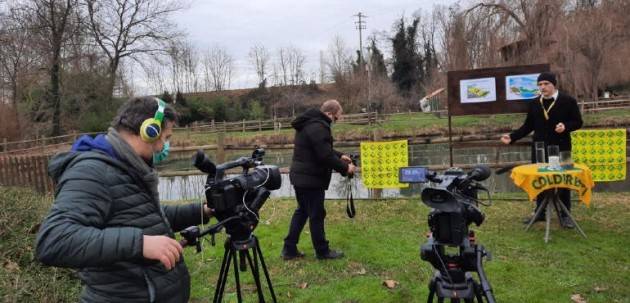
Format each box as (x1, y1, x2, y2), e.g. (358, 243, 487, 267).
(501, 72, 583, 228)
(282, 99, 356, 260)
(36, 97, 213, 302)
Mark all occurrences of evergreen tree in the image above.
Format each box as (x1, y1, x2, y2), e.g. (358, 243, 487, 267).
(368, 38, 387, 77)
(391, 17, 423, 95)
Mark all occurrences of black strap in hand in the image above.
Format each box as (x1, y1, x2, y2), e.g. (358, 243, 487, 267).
(346, 179, 356, 218)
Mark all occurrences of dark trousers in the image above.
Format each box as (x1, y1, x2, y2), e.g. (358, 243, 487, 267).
(283, 187, 329, 255)
(536, 188, 571, 217)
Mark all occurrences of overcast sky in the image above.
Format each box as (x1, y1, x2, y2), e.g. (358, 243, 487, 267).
(161, 0, 460, 90)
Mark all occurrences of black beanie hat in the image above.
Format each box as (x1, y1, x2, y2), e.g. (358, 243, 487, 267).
(537, 72, 557, 86)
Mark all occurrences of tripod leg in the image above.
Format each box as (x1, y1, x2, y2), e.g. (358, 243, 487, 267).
(254, 239, 278, 303)
(427, 279, 436, 303)
(525, 196, 548, 231)
(233, 249, 243, 303)
(472, 280, 483, 303)
(544, 195, 552, 243)
(551, 191, 563, 223)
(244, 250, 266, 302)
(214, 246, 232, 303)
(556, 199, 587, 238)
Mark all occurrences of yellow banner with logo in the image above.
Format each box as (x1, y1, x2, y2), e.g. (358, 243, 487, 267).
(360, 140, 409, 188)
(571, 129, 626, 181)
(511, 164, 595, 206)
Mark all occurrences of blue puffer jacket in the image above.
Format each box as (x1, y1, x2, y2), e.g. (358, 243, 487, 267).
(36, 134, 207, 302)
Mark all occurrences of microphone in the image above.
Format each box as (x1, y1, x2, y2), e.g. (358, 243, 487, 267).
(467, 165, 491, 182)
(192, 150, 217, 176)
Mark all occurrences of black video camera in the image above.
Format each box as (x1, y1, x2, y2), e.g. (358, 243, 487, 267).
(349, 153, 360, 166)
(193, 148, 281, 240)
(399, 165, 491, 246)
(400, 165, 496, 302)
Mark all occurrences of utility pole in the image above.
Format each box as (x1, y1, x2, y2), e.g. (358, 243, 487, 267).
(355, 12, 370, 112)
(354, 12, 367, 65)
(319, 50, 325, 84)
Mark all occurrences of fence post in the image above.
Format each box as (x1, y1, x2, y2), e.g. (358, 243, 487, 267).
(242, 119, 246, 132)
(259, 120, 262, 131)
(211, 119, 215, 132)
(1, 137, 6, 152)
(40, 135, 46, 153)
(217, 130, 226, 164)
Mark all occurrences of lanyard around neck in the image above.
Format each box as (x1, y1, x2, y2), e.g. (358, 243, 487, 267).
(539, 95, 556, 120)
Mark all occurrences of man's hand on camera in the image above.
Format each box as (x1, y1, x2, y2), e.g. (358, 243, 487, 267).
(203, 205, 214, 218)
(341, 154, 352, 164)
(500, 134, 511, 145)
(347, 163, 356, 176)
(555, 122, 566, 133)
(143, 235, 183, 270)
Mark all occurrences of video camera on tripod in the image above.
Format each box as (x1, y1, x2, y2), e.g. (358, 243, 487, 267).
(180, 148, 281, 303)
(400, 165, 496, 303)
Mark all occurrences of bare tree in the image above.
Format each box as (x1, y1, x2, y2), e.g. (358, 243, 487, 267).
(325, 35, 353, 82)
(202, 45, 234, 92)
(84, 0, 184, 99)
(287, 46, 306, 85)
(248, 44, 270, 86)
(276, 47, 289, 86)
(0, 4, 42, 130)
(568, 0, 630, 100)
(140, 57, 168, 94)
(31, 0, 78, 136)
(181, 42, 199, 93)
(165, 40, 199, 93)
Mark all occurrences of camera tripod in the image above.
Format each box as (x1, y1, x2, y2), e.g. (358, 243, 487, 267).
(524, 189, 587, 243)
(180, 218, 277, 303)
(211, 234, 276, 303)
(423, 233, 496, 303)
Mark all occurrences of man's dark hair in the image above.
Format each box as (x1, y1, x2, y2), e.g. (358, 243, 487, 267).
(111, 96, 178, 135)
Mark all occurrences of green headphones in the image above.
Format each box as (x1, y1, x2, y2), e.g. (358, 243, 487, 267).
(140, 98, 166, 143)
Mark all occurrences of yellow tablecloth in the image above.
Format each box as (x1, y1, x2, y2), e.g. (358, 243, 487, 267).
(510, 164, 595, 206)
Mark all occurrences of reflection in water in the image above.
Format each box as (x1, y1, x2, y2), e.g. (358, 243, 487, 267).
(158, 143, 629, 201)
(158, 173, 404, 201)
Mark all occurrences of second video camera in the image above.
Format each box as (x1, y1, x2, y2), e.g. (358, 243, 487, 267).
(399, 165, 491, 246)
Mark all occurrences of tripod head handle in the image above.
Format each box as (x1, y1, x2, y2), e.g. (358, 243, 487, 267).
(180, 215, 241, 252)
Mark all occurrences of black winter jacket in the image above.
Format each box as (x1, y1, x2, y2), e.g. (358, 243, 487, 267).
(289, 109, 348, 189)
(509, 91, 583, 160)
(36, 151, 207, 303)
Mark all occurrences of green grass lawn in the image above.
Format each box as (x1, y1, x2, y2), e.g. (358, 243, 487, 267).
(3, 187, 629, 302)
(178, 192, 630, 303)
(174, 109, 630, 146)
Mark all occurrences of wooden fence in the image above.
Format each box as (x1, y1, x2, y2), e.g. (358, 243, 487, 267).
(175, 111, 380, 133)
(0, 154, 53, 193)
(0, 112, 380, 154)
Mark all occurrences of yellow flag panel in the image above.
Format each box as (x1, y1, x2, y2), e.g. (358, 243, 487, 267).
(360, 140, 409, 188)
(571, 129, 626, 182)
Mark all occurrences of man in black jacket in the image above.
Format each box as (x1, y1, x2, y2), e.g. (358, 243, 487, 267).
(36, 97, 213, 302)
(501, 72, 583, 228)
(282, 99, 356, 260)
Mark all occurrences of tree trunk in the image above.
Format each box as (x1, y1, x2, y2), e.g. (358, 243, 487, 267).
(50, 58, 62, 136)
(10, 79, 21, 131)
(107, 62, 117, 101)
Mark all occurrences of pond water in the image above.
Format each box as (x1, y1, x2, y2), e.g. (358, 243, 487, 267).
(157, 143, 629, 201)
